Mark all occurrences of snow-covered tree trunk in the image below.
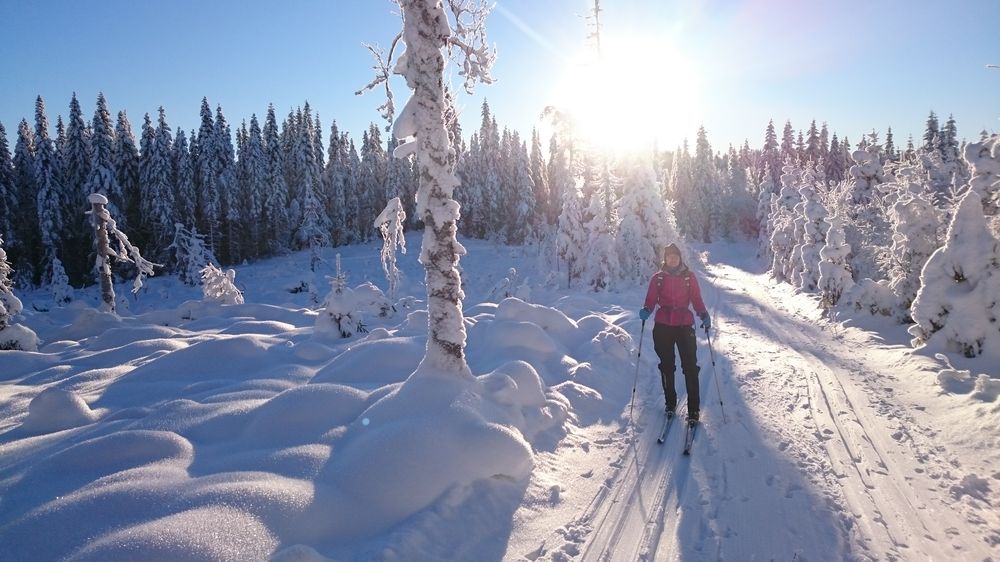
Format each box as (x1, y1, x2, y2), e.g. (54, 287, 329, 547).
(90, 194, 116, 312)
(392, 0, 493, 378)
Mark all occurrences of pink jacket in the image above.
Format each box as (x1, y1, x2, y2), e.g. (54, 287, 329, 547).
(643, 265, 707, 326)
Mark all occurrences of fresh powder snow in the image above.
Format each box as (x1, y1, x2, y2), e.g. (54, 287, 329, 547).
(0, 235, 996, 561)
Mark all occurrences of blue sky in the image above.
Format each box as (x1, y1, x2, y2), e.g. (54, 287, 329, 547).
(1, 0, 998, 153)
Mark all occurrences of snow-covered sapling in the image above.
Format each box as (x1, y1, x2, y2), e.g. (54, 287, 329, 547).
(88, 193, 158, 313)
(169, 223, 218, 286)
(200, 263, 244, 305)
(315, 254, 365, 338)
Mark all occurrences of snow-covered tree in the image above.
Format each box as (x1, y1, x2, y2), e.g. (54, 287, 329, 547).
(0, 234, 19, 329)
(201, 263, 244, 305)
(756, 162, 776, 261)
(169, 223, 218, 286)
(114, 110, 141, 236)
(195, 98, 221, 254)
(887, 164, 941, 316)
(843, 148, 888, 280)
(909, 191, 1000, 357)
(33, 96, 68, 284)
(88, 193, 158, 313)
(241, 115, 267, 257)
(49, 256, 73, 306)
(173, 130, 196, 229)
(84, 94, 123, 225)
(0, 234, 38, 351)
(555, 180, 586, 286)
(581, 177, 618, 291)
(529, 127, 550, 227)
(315, 254, 365, 338)
(769, 159, 801, 283)
(0, 123, 15, 252)
(964, 134, 1000, 238)
(817, 214, 853, 310)
(374, 196, 407, 299)
(617, 156, 678, 282)
(794, 169, 829, 291)
(368, 0, 495, 377)
(11, 119, 40, 285)
(296, 178, 332, 272)
(262, 105, 291, 254)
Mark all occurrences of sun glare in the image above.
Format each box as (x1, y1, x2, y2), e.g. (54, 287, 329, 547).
(550, 35, 703, 154)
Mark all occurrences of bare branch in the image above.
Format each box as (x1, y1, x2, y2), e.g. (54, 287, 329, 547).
(356, 33, 404, 129)
(445, 0, 497, 94)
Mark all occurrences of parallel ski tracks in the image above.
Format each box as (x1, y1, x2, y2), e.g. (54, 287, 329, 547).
(799, 347, 945, 560)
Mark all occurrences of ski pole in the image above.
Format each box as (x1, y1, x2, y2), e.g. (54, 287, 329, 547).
(706, 326, 728, 424)
(628, 319, 646, 425)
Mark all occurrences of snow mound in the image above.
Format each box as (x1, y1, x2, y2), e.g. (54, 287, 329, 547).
(0, 323, 40, 351)
(21, 387, 100, 434)
(311, 336, 425, 386)
(66, 506, 277, 562)
(496, 297, 578, 345)
(242, 384, 369, 446)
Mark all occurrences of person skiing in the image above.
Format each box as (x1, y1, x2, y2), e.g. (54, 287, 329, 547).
(638, 243, 710, 426)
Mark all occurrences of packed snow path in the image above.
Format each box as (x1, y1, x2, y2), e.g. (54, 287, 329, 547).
(522, 246, 997, 562)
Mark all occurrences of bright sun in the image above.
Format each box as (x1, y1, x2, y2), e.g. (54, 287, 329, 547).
(550, 35, 703, 154)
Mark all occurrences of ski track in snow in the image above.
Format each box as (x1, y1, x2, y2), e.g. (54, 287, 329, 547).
(516, 248, 998, 562)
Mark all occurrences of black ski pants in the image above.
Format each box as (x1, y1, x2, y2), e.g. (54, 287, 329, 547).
(651, 323, 700, 418)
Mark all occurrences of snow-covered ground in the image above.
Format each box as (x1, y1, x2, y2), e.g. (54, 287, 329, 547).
(1, 237, 996, 561)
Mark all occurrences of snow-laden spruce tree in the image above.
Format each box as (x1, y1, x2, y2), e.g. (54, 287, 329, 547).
(964, 134, 1000, 238)
(617, 156, 678, 283)
(817, 214, 853, 310)
(887, 164, 941, 317)
(556, 179, 586, 287)
(844, 148, 889, 280)
(49, 257, 73, 306)
(909, 190, 1000, 357)
(169, 223, 218, 286)
(769, 159, 801, 283)
(374, 196, 407, 299)
(794, 165, 829, 291)
(201, 263, 244, 305)
(362, 0, 495, 377)
(582, 178, 619, 291)
(0, 234, 38, 351)
(756, 163, 776, 261)
(88, 193, 157, 314)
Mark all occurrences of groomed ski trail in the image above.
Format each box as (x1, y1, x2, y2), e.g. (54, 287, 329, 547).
(518, 245, 996, 561)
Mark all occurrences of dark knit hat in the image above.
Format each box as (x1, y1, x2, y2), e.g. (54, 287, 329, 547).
(664, 243, 681, 257)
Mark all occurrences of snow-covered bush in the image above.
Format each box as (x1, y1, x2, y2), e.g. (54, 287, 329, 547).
(200, 263, 244, 305)
(817, 214, 853, 310)
(169, 223, 218, 286)
(909, 191, 1000, 357)
(842, 278, 897, 317)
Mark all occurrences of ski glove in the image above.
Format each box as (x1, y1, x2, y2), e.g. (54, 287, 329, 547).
(699, 312, 711, 330)
(639, 307, 652, 321)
